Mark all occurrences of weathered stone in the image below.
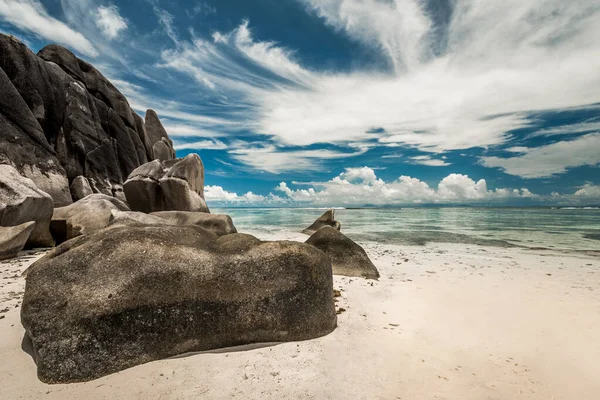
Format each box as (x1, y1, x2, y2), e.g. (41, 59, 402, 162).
(164, 152, 204, 196)
(107, 210, 168, 228)
(151, 211, 237, 236)
(305, 226, 380, 280)
(152, 140, 172, 162)
(0, 222, 36, 260)
(124, 155, 209, 213)
(0, 165, 54, 247)
(158, 177, 208, 213)
(51, 194, 130, 241)
(70, 176, 93, 201)
(38, 44, 137, 129)
(0, 34, 164, 206)
(22, 225, 337, 383)
(0, 46, 72, 206)
(145, 109, 175, 160)
(302, 209, 341, 235)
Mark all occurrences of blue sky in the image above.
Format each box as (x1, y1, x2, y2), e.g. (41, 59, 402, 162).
(1, 0, 599, 206)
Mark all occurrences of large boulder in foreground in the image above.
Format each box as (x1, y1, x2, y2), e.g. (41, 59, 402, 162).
(124, 154, 209, 213)
(302, 209, 341, 235)
(22, 225, 337, 383)
(151, 211, 236, 236)
(306, 226, 380, 280)
(51, 194, 130, 243)
(0, 165, 54, 247)
(0, 222, 35, 260)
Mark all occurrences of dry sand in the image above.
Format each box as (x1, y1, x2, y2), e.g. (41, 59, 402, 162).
(1, 233, 599, 400)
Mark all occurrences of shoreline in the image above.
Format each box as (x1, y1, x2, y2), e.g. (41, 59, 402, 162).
(1, 237, 599, 399)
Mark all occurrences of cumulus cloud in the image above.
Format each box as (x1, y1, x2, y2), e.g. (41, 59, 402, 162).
(275, 167, 538, 205)
(480, 133, 600, 178)
(96, 5, 127, 39)
(205, 185, 287, 205)
(573, 184, 600, 200)
(206, 167, 600, 207)
(0, 0, 97, 56)
(205, 167, 553, 207)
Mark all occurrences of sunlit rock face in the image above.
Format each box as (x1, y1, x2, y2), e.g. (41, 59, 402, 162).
(0, 34, 176, 206)
(124, 154, 209, 213)
(22, 225, 337, 383)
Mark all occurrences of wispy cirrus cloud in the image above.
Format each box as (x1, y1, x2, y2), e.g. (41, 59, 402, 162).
(0, 0, 97, 56)
(408, 155, 450, 167)
(173, 139, 228, 151)
(480, 133, 600, 178)
(3, 0, 599, 181)
(528, 120, 600, 138)
(96, 5, 127, 40)
(228, 144, 367, 173)
(157, 0, 600, 162)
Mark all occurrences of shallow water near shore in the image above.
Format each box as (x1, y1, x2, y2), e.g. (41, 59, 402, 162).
(214, 207, 600, 252)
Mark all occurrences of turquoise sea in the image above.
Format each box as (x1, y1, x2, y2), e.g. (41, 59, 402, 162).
(213, 207, 600, 253)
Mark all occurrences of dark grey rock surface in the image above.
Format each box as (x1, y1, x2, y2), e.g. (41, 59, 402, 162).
(22, 225, 337, 383)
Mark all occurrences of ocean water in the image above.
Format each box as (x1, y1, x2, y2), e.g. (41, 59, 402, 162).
(212, 207, 600, 253)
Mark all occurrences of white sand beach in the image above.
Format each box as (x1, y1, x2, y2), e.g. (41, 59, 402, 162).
(1, 236, 599, 400)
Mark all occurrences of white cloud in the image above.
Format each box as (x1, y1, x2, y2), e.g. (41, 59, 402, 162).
(299, 0, 431, 73)
(276, 167, 538, 205)
(108, 78, 241, 131)
(205, 185, 287, 205)
(228, 144, 367, 173)
(96, 5, 127, 40)
(158, 3, 600, 156)
(408, 155, 451, 167)
(0, 0, 97, 56)
(173, 139, 227, 151)
(505, 146, 530, 153)
(207, 167, 600, 207)
(573, 184, 600, 200)
(186, 2, 216, 18)
(480, 133, 600, 178)
(151, 2, 179, 45)
(160, 120, 227, 138)
(209, 167, 539, 206)
(528, 121, 600, 138)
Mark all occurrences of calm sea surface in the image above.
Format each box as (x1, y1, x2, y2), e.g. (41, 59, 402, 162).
(212, 207, 600, 252)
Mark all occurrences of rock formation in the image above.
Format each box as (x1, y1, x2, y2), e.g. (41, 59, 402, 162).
(151, 211, 237, 236)
(51, 194, 130, 243)
(0, 222, 36, 260)
(124, 154, 209, 213)
(305, 226, 380, 280)
(107, 210, 169, 228)
(145, 110, 175, 161)
(0, 165, 54, 247)
(302, 209, 341, 235)
(69, 176, 93, 201)
(22, 225, 337, 383)
(0, 34, 176, 206)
